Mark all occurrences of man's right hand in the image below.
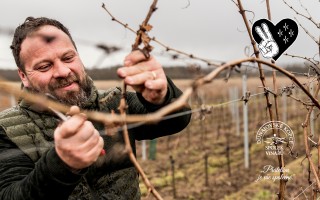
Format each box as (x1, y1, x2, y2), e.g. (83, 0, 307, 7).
(54, 106, 104, 170)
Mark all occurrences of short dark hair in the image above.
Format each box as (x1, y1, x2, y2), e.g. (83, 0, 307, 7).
(11, 16, 77, 72)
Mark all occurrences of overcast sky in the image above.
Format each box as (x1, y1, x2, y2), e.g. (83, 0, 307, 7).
(0, 0, 319, 70)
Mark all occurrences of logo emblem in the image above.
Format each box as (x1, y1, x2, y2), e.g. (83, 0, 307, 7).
(252, 18, 298, 60)
(256, 121, 294, 156)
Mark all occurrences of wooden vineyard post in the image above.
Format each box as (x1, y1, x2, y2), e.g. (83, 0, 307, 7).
(282, 93, 287, 123)
(216, 106, 223, 140)
(204, 152, 209, 187)
(169, 155, 176, 198)
(200, 113, 207, 142)
(186, 124, 190, 147)
(226, 132, 231, 177)
(310, 81, 315, 137)
(229, 87, 240, 136)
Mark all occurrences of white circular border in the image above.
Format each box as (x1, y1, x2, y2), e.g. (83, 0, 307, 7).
(256, 121, 294, 149)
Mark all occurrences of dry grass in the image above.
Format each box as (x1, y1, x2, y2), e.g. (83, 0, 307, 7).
(0, 75, 316, 199)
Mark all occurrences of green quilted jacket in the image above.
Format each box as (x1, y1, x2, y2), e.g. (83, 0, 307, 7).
(0, 77, 191, 200)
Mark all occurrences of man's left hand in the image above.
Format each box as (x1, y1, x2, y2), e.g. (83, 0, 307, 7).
(117, 50, 167, 105)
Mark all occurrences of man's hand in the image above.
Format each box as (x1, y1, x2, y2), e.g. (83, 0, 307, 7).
(54, 106, 104, 170)
(117, 50, 168, 105)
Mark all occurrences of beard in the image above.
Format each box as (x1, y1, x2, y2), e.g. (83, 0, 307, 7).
(28, 72, 93, 108)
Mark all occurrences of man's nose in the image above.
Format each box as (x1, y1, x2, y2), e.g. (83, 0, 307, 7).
(53, 62, 71, 78)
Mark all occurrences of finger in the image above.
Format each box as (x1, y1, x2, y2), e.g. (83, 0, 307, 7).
(117, 65, 149, 78)
(57, 114, 86, 138)
(265, 42, 279, 58)
(82, 135, 104, 162)
(67, 106, 81, 116)
(264, 52, 273, 59)
(255, 26, 267, 40)
(145, 78, 167, 90)
(62, 134, 103, 169)
(76, 121, 95, 142)
(258, 43, 267, 54)
(124, 50, 151, 67)
(78, 129, 100, 150)
(262, 23, 273, 40)
(124, 71, 155, 86)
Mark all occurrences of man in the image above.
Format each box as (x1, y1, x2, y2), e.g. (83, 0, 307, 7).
(0, 17, 191, 199)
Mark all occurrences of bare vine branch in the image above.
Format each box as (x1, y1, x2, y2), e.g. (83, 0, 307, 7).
(101, 2, 220, 67)
(265, 1, 286, 197)
(131, 0, 158, 54)
(1, 57, 319, 125)
(302, 83, 320, 190)
(282, 0, 320, 29)
(2, 2, 320, 198)
(101, 3, 136, 34)
(236, 0, 275, 124)
(284, 53, 319, 65)
(294, 17, 320, 46)
(113, 0, 163, 199)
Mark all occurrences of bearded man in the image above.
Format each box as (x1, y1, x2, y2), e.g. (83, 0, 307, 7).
(0, 17, 191, 200)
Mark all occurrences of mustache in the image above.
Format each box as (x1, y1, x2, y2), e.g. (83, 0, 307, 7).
(49, 74, 79, 90)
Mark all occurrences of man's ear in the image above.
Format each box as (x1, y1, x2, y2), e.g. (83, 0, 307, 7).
(18, 69, 30, 87)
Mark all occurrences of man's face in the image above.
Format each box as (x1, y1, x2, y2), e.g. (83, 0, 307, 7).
(18, 25, 92, 107)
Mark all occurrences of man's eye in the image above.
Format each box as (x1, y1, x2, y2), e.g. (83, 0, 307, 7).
(63, 56, 74, 62)
(37, 65, 51, 72)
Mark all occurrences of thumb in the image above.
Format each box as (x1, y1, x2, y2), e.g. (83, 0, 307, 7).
(67, 106, 81, 116)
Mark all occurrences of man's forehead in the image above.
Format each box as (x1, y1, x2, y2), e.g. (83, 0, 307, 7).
(21, 25, 73, 52)
(20, 25, 75, 65)
(27, 25, 67, 43)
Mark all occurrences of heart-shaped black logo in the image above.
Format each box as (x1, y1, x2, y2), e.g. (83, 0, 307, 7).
(252, 18, 298, 61)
